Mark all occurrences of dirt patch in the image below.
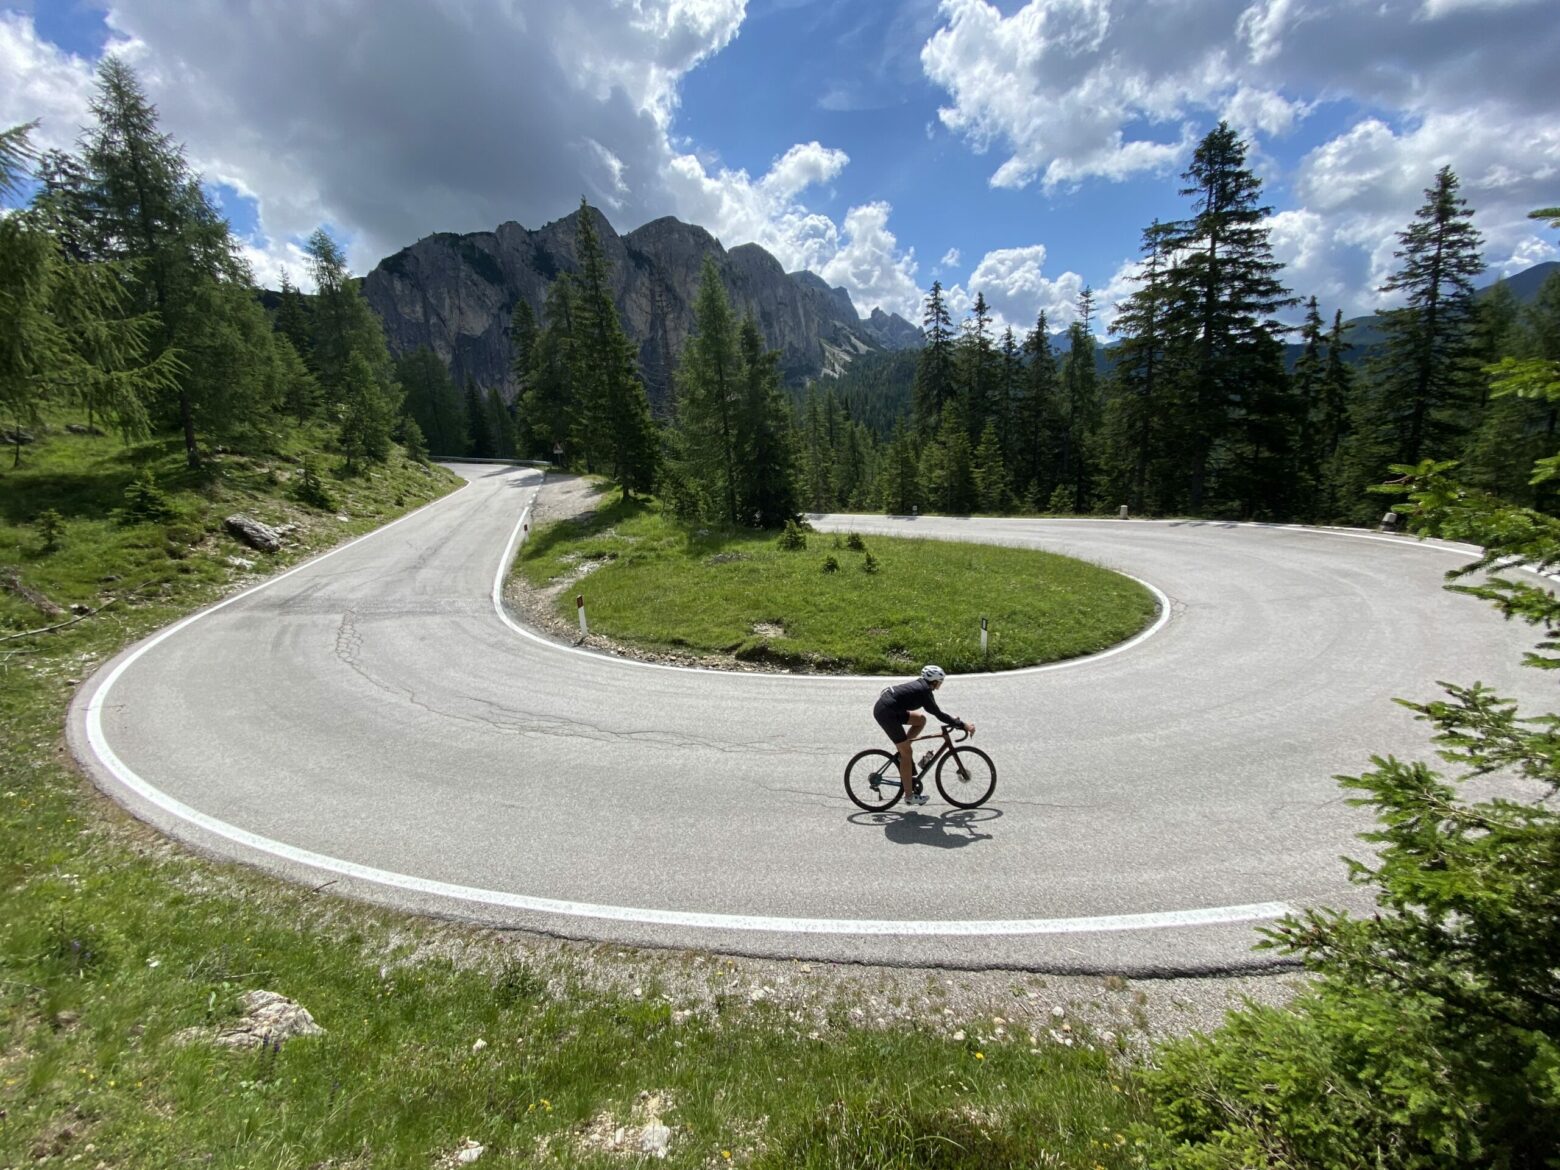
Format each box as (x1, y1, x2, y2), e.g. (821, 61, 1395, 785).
(750, 621, 785, 638)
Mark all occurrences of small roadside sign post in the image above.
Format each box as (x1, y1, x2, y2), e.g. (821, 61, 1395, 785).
(576, 594, 588, 636)
(553, 441, 564, 465)
(980, 616, 988, 657)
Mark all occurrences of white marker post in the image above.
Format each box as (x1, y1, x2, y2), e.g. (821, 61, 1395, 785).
(576, 593, 588, 636)
(980, 615, 988, 657)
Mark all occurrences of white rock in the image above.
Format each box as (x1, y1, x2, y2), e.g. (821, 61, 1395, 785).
(472, 1038, 488, 1052)
(639, 1123, 672, 1158)
(1051, 1005, 1065, 1020)
(453, 1139, 485, 1164)
(952, 1029, 966, 1041)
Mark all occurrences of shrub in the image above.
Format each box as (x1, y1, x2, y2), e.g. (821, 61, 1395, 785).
(1139, 459, 1560, 1169)
(777, 519, 807, 551)
(1046, 484, 1072, 515)
(295, 458, 336, 511)
(821, 555, 839, 573)
(122, 472, 175, 522)
(35, 508, 64, 552)
(862, 552, 880, 573)
(845, 532, 866, 552)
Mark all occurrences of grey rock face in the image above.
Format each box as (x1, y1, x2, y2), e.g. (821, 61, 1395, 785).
(362, 208, 922, 411)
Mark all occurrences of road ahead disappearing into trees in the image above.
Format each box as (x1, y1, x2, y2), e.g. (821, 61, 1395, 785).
(68, 464, 1544, 974)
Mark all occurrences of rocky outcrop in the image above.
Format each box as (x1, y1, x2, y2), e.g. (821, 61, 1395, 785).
(362, 208, 921, 411)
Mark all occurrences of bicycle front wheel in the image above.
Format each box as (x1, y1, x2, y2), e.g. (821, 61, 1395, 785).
(844, 748, 904, 811)
(935, 746, 996, 808)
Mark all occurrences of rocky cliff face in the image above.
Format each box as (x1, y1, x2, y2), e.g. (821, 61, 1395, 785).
(361, 208, 921, 409)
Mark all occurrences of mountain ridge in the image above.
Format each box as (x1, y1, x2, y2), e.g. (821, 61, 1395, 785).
(361, 207, 922, 409)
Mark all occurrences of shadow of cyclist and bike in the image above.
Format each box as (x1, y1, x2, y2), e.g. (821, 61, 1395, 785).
(846, 806, 1003, 849)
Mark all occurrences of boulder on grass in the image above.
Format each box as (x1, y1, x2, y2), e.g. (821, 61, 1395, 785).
(224, 514, 283, 553)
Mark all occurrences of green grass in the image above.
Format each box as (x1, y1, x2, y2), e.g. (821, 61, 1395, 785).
(1, 422, 1155, 1168)
(517, 493, 1159, 673)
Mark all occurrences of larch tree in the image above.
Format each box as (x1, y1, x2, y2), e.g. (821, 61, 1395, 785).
(673, 256, 744, 523)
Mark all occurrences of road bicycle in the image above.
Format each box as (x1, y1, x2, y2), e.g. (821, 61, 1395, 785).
(843, 724, 996, 812)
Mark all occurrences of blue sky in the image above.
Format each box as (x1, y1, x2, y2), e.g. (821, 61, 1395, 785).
(5, 0, 1558, 335)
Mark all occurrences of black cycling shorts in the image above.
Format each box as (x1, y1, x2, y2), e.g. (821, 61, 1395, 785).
(873, 698, 910, 744)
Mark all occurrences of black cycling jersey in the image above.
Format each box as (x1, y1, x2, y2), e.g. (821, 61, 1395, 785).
(876, 678, 959, 728)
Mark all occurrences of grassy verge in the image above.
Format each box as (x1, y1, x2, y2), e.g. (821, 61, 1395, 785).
(2, 426, 1157, 1168)
(516, 493, 1158, 673)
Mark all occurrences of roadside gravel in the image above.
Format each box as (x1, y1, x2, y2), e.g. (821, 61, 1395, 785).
(497, 473, 1307, 1043)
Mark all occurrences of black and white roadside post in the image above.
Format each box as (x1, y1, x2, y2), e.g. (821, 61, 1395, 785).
(1118, 504, 1130, 519)
(576, 593, 588, 637)
(980, 615, 989, 659)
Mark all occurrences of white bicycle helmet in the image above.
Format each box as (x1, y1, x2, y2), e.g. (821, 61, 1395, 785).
(920, 664, 946, 683)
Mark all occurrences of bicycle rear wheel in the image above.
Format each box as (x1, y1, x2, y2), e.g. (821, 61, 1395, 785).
(935, 746, 996, 808)
(844, 748, 904, 811)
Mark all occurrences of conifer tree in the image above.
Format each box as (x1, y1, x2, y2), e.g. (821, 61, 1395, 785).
(955, 291, 997, 438)
(673, 256, 743, 522)
(80, 57, 269, 465)
(464, 378, 494, 458)
(275, 271, 313, 371)
(1101, 221, 1178, 513)
(1014, 313, 1060, 504)
(877, 420, 920, 516)
(274, 333, 322, 425)
(569, 200, 656, 495)
(521, 275, 579, 463)
(1161, 122, 1295, 514)
(912, 281, 956, 434)
(735, 315, 800, 527)
(1058, 289, 1101, 512)
(396, 350, 467, 457)
(486, 387, 516, 459)
(972, 421, 1012, 513)
(920, 401, 976, 513)
(1315, 310, 1357, 520)
(799, 386, 835, 510)
(1366, 166, 1485, 468)
(339, 352, 393, 472)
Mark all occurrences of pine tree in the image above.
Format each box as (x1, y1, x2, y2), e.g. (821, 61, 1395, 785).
(1367, 166, 1485, 467)
(799, 386, 835, 510)
(396, 349, 467, 457)
(877, 420, 920, 516)
(972, 421, 1012, 513)
(275, 271, 313, 372)
(464, 378, 494, 458)
(1101, 221, 1178, 513)
(912, 281, 956, 435)
(956, 291, 997, 438)
(1161, 121, 1296, 515)
(673, 256, 744, 522)
(921, 402, 976, 513)
(735, 315, 800, 527)
(1058, 289, 1101, 512)
(1314, 310, 1357, 521)
(486, 386, 516, 459)
(274, 332, 322, 425)
(569, 200, 656, 496)
(521, 275, 579, 463)
(1014, 314, 1060, 503)
(339, 352, 393, 472)
(1290, 297, 1327, 517)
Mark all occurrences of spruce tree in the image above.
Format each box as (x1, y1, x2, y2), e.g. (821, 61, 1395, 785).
(972, 421, 1012, 513)
(1314, 310, 1357, 521)
(1015, 313, 1060, 504)
(877, 420, 920, 516)
(735, 315, 800, 527)
(486, 387, 516, 459)
(912, 281, 956, 435)
(1058, 289, 1101, 512)
(396, 349, 467, 457)
(275, 272, 313, 372)
(955, 291, 997, 438)
(921, 402, 975, 513)
(1366, 166, 1485, 467)
(1101, 221, 1178, 513)
(673, 256, 743, 522)
(464, 378, 494, 458)
(1161, 121, 1296, 514)
(521, 275, 579, 464)
(339, 352, 393, 472)
(569, 200, 656, 496)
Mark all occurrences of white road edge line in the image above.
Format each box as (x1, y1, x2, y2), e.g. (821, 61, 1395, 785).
(80, 465, 1288, 939)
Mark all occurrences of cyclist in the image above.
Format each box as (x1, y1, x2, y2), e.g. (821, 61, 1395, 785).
(874, 665, 974, 805)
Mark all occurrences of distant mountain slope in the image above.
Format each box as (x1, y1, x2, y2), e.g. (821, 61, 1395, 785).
(1320, 260, 1558, 354)
(361, 208, 922, 409)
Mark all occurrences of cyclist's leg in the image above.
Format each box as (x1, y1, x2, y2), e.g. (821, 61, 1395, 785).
(902, 713, 927, 791)
(873, 701, 914, 792)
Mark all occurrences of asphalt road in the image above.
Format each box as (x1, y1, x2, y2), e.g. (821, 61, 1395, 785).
(67, 463, 1545, 974)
